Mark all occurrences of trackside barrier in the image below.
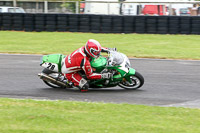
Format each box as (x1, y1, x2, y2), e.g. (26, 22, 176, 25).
(0, 13, 200, 34)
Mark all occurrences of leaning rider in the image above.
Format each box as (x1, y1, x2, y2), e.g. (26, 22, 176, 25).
(61, 39, 113, 92)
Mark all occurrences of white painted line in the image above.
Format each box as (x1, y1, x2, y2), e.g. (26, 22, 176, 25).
(162, 99, 200, 109)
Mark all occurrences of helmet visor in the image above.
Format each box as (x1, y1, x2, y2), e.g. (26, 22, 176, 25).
(90, 48, 101, 58)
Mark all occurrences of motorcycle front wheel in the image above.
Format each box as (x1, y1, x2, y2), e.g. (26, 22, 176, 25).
(118, 72, 144, 90)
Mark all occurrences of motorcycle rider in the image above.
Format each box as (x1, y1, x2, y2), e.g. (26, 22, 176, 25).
(62, 39, 113, 92)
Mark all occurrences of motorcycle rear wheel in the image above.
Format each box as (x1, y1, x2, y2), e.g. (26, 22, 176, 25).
(118, 72, 144, 90)
(43, 80, 61, 88)
(42, 68, 62, 88)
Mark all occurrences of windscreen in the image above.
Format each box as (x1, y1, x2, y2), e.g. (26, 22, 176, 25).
(109, 51, 124, 66)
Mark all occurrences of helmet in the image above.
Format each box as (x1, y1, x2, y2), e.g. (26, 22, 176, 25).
(85, 39, 101, 58)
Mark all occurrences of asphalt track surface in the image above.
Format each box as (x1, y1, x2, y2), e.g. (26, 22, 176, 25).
(0, 54, 200, 108)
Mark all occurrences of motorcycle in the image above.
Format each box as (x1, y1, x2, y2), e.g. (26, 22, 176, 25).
(38, 50, 144, 90)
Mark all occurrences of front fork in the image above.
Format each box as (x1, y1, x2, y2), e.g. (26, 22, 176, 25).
(124, 68, 136, 83)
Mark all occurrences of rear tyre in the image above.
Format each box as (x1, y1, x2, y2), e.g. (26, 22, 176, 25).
(118, 72, 144, 90)
(42, 68, 61, 88)
(43, 80, 61, 88)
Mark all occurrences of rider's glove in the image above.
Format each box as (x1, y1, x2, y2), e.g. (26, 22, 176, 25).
(101, 72, 112, 79)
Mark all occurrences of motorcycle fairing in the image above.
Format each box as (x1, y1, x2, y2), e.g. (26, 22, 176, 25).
(90, 56, 107, 72)
(40, 54, 65, 73)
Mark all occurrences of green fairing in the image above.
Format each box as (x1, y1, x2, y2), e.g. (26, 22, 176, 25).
(90, 56, 136, 87)
(127, 68, 136, 76)
(90, 56, 107, 72)
(41, 54, 65, 73)
(108, 67, 135, 83)
(91, 57, 124, 84)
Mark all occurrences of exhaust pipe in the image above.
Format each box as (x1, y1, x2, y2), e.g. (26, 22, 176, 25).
(38, 73, 68, 88)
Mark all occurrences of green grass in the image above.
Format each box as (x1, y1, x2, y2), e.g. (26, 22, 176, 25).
(0, 98, 200, 133)
(0, 31, 200, 59)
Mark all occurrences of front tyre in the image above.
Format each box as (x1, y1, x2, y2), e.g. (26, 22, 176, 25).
(118, 72, 144, 90)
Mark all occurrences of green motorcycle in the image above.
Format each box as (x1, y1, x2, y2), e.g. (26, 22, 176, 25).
(38, 51, 144, 90)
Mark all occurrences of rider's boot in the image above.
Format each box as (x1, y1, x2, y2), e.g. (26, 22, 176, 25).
(80, 83, 89, 92)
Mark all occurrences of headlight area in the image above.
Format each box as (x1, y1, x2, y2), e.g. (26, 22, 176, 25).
(125, 60, 131, 69)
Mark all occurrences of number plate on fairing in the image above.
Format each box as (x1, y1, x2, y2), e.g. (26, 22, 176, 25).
(41, 62, 59, 72)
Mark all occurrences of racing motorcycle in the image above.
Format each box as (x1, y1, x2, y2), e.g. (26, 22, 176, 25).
(38, 51, 144, 90)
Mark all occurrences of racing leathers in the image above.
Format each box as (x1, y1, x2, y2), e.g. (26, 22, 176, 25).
(61, 46, 110, 91)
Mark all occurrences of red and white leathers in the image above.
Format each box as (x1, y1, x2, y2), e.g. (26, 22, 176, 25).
(62, 46, 108, 89)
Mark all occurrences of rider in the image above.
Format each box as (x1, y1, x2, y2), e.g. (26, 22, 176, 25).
(62, 39, 112, 92)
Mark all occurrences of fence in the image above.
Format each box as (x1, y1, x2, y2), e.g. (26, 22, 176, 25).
(0, 13, 200, 34)
(0, 0, 79, 13)
(1, 0, 200, 15)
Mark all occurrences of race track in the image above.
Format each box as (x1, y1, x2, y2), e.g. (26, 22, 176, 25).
(0, 54, 200, 108)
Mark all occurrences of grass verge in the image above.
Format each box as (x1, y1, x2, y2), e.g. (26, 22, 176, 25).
(0, 98, 200, 133)
(0, 31, 200, 60)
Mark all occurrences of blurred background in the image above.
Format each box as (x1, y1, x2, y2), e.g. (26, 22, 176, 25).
(0, 0, 200, 16)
